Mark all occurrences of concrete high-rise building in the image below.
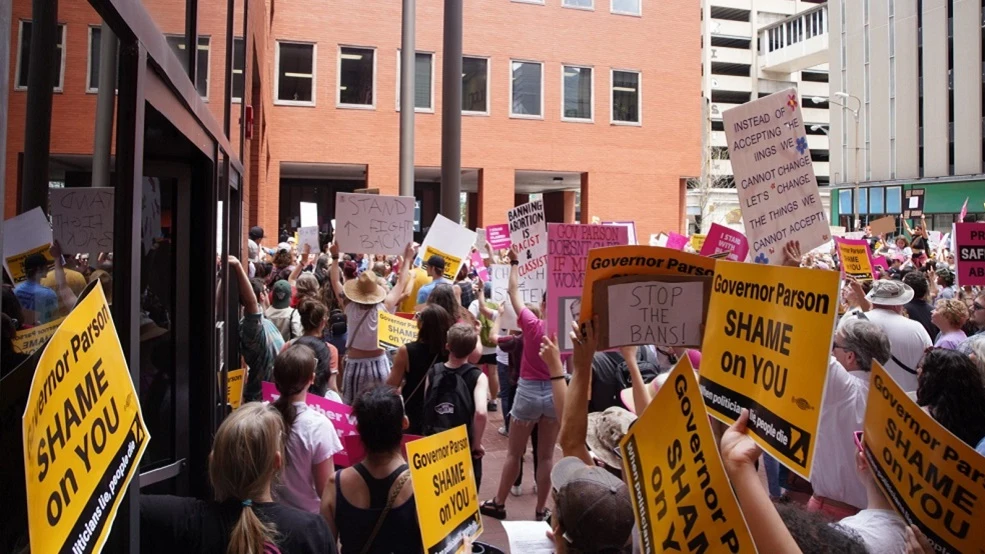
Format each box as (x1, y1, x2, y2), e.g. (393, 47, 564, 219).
(692, 0, 831, 233)
(829, 0, 985, 231)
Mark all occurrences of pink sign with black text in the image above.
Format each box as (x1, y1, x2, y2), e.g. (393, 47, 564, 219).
(262, 382, 359, 466)
(485, 224, 512, 250)
(699, 223, 750, 262)
(954, 223, 985, 286)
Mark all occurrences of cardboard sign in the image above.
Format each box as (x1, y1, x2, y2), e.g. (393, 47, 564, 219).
(698, 261, 839, 479)
(11, 316, 65, 355)
(4, 207, 54, 282)
(423, 245, 464, 281)
(378, 310, 419, 350)
(420, 214, 477, 279)
(953, 223, 985, 285)
(903, 189, 925, 218)
(22, 282, 149, 554)
(546, 223, 629, 351)
(224, 368, 246, 410)
(835, 237, 875, 281)
(621, 357, 755, 554)
(869, 215, 897, 236)
(666, 232, 689, 251)
(595, 276, 708, 350)
(49, 188, 114, 255)
(690, 234, 707, 253)
(262, 382, 358, 466)
(406, 425, 482, 554)
(469, 250, 489, 282)
(723, 88, 830, 264)
(700, 223, 750, 262)
(578, 246, 715, 330)
(490, 264, 518, 330)
(335, 192, 415, 255)
(864, 363, 985, 554)
(485, 224, 512, 250)
(603, 221, 638, 245)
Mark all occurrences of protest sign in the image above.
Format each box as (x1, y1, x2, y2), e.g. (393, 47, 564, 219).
(4, 207, 54, 283)
(666, 232, 689, 251)
(470, 250, 489, 282)
(953, 223, 985, 285)
(141, 177, 163, 255)
(12, 316, 65, 355)
(406, 425, 482, 554)
(603, 221, 638, 245)
(342, 433, 423, 467)
(872, 256, 889, 274)
(594, 276, 708, 350)
(224, 368, 245, 410)
(690, 234, 707, 253)
(378, 310, 419, 350)
(546, 223, 629, 351)
(22, 282, 149, 554)
(869, 215, 897, 236)
(698, 261, 838, 479)
(420, 214, 477, 279)
(49, 188, 114, 255)
(485, 224, 512, 250)
(724, 88, 830, 264)
(262, 382, 358, 466)
(621, 357, 755, 554)
(863, 363, 985, 554)
(335, 192, 415, 255)
(927, 230, 944, 252)
(490, 264, 518, 329)
(834, 237, 875, 281)
(578, 246, 715, 331)
(297, 202, 320, 252)
(700, 223, 750, 262)
(474, 228, 486, 251)
(649, 233, 668, 247)
(300, 202, 318, 227)
(508, 200, 548, 303)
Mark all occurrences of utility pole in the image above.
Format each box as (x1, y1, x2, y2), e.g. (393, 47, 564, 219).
(440, 0, 463, 222)
(399, 0, 416, 197)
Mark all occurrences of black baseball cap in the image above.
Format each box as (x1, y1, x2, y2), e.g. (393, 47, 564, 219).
(426, 255, 446, 272)
(249, 226, 264, 241)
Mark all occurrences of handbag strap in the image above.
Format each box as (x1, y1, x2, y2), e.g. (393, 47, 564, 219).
(404, 352, 440, 403)
(851, 310, 918, 375)
(347, 307, 375, 348)
(359, 469, 411, 554)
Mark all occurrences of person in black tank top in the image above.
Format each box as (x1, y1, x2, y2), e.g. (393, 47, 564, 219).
(386, 305, 453, 434)
(322, 385, 423, 554)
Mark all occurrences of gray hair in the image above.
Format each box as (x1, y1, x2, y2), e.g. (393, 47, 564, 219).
(838, 318, 892, 372)
(959, 334, 985, 372)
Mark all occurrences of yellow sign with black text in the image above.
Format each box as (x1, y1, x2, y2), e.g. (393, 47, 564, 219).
(6, 243, 55, 283)
(835, 238, 875, 281)
(698, 261, 838, 479)
(225, 368, 246, 410)
(377, 310, 419, 350)
(863, 363, 985, 554)
(13, 316, 66, 355)
(406, 425, 482, 554)
(690, 234, 707, 253)
(579, 246, 716, 329)
(22, 282, 150, 554)
(621, 357, 755, 554)
(423, 245, 464, 281)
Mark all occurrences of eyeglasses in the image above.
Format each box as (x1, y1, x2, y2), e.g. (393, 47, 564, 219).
(832, 342, 849, 353)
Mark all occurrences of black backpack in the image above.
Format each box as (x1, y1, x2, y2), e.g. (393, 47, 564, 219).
(295, 336, 333, 397)
(422, 363, 482, 443)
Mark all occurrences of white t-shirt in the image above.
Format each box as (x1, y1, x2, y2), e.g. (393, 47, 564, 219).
(839, 308, 931, 392)
(836, 509, 908, 554)
(468, 300, 498, 357)
(811, 358, 869, 509)
(274, 402, 343, 513)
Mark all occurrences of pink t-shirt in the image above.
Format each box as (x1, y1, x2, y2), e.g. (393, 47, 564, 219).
(519, 308, 549, 381)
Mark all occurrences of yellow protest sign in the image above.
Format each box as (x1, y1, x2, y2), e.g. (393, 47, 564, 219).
(423, 245, 463, 281)
(22, 282, 149, 554)
(621, 357, 755, 554)
(690, 234, 707, 253)
(12, 316, 66, 355)
(698, 261, 838, 479)
(579, 246, 715, 328)
(6, 243, 55, 283)
(406, 425, 482, 554)
(224, 368, 246, 410)
(377, 310, 419, 350)
(864, 363, 985, 554)
(835, 237, 874, 281)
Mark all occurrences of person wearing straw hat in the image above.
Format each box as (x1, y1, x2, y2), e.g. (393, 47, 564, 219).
(329, 241, 416, 404)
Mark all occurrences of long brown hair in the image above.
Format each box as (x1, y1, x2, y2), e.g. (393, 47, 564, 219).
(209, 403, 283, 554)
(273, 344, 316, 429)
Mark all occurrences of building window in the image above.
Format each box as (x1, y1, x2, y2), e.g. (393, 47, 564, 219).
(885, 186, 902, 213)
(165, 35, 210, 98)
(15, 20, 66, 91)
(276, 41, 316, 105)
(87, 26, 101, 92)
(462, 56, 489, 114)
(611, 69, 640, 124)
(339, 46, 375, 108)
(510, 60, 543, 118)
(838, 189, 853, 216)
(563, 0, 594, 9)
(232, 37, 245, 102)
(396, 51, 433, 111)
(562, 65, 593, 121)
(611, 0, 641, 15)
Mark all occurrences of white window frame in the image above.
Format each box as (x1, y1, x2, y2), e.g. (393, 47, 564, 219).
(395, 50, 435, 113)
(15, 20, 67, 92)
(560, 64, 594, 123)
(610, 68, 642, 126)
(610, 0, 642, 16)
(511, 0, 545, 4)
(165, 33, 211, 100)
(337, 45, 377, 110)
(562, 0, 594, 10)
(231, 36, 245, 103)
(274, 40, 317, 107)
(508, 59, 544, 120)
(86, 25, 99, 93)
(462, 55, 490, 116)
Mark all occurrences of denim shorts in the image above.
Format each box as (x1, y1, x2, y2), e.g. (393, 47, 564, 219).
(510, 378, 556, 422)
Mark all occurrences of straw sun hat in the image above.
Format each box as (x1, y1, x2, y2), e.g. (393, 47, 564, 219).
(343, 271, 387, 305)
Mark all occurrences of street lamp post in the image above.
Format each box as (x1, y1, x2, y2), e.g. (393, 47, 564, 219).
(815, 93, 861, 229)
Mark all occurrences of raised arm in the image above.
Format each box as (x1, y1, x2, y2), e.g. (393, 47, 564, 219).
(506, 249, 525, 318)
(328, 241, 344, 304)
(560, 318, 596, 465)
(49, 241, 78, 312)
(289, 243, 312, 284)
(228, 256, 259, 314)
(384, 243, 416, 312)
(540, 334, 567, 427)
(621, 345, 651, 414)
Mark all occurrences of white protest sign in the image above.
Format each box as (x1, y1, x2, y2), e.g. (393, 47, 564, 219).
(141, 177, 163, 255)
(298, 227, 319, 252)
(3, 207, 53, 283)
(335, 192, 415, 255)
(491, 264, 518, 330)
(300, 202, 318, 227)
(419, 214, 477, 280)
(724, 88, 830, 264)
(48, 187, 115, 255)
(603, 280, 705, 349)
(508, 200, 548, 307)
(475, 228, 487, 251)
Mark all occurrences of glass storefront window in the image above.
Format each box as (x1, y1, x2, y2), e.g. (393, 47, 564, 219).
(839, 189, 853, 215)
(869, 186, 885, 214)
(858, 188, 868, 214)
(886, 186, 902, 213)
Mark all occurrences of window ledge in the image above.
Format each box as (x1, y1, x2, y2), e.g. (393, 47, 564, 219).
(275, 99, 317, 107)
(463, 110, 490, 117)
(562, 117, 594, 124)
(611, 10, 642, 17)
(510, 113, 544, 120)
(396, 108, 436, 114)
(562, 4, 595, 11)
(337, 103, 376, 110)
(14, 86, 65, 93)
(511, 0, 545, 4)
(611, 120, 642, 127)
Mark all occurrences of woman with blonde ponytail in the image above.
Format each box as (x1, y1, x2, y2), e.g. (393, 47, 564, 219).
(140, 403, 337, 554)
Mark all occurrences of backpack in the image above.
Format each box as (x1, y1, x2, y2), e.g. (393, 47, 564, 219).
(422, 363, 482, 444)
(295, 336, 333, 396)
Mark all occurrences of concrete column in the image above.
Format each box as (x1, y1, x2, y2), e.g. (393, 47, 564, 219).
(921, 0, 949, 177)
(440, 0, 463, 221)
(953, 0, 982, 174)
(476, 167, 514, 226)
(21, 0, 59, 214)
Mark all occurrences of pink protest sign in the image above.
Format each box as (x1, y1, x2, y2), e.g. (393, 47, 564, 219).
(834, 237, 875, 281)
(262, 382, 359, 466)
(666, 232, 689, 251)
(546, 223, 629, 352)
(485, 224, 512, 250)
(699, 223, 750, 262)
(343, 434, 423, 466)
(470, 250, 489, 281)
(954, 223, 985, 286)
